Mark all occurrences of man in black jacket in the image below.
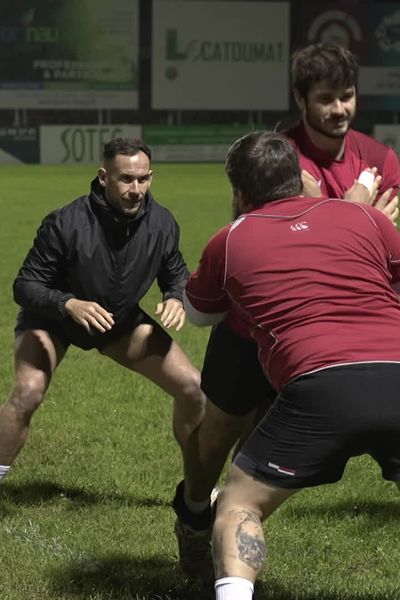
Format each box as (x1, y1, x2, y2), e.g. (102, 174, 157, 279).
(0, 138, 205, 496)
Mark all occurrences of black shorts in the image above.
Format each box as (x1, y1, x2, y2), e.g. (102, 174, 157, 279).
(201, 321, 276, 416)
(15, 307, 156, 352)
(235, 363, 400, 488)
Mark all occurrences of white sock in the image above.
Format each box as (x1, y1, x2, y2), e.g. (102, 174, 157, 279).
(184, 490, 210, 514)
(0, 465, 10, 483)
(215, 577, 254, 600)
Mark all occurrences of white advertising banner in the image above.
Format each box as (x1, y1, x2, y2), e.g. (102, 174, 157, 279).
(374, 125, 400, 156)
(40, 125, 142, 164)
(152, 0, 290, 110)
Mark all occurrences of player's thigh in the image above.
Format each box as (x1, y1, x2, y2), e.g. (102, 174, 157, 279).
(13, 329, 67, 393)
(103, 320, 200, 396)
(200, 400, 258, 449)
(219, 464, 297, 520)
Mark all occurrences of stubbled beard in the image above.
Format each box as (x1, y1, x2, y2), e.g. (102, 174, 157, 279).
(304, 108, 354, 140)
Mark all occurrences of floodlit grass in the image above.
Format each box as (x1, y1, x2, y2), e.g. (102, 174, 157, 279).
(0, 163, 400, 599)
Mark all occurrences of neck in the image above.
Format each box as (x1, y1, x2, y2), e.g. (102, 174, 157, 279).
(303, 120, 346, 160)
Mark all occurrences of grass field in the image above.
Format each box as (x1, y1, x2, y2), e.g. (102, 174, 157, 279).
(0, 163, 400, 600)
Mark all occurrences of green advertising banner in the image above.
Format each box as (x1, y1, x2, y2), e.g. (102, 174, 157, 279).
(143, 125, 254, 162)
(0, 0, 139, 109)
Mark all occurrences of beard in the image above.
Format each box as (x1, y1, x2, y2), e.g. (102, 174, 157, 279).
(304, 106, 354, 140)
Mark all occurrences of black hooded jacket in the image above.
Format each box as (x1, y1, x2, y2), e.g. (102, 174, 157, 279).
(13, 178, 189, 334)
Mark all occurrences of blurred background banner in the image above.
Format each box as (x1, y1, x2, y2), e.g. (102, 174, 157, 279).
(0, 0, 139, 110)
(292, 2, 400, 109)
(0, 126, 39, 163)
(151, 0, 290, 110)
(40, 125, 142, 164)
(374, 124, 400, 154)
(143, 124, 252, 162)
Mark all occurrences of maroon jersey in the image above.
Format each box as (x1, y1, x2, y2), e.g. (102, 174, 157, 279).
(223, 123, 400, 339)
(186, 197, 400, 390)
(285, 122, 400, 200)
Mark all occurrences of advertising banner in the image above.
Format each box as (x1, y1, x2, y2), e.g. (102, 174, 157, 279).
(40, 125, 142, 164)
(152, 0, 290, 110)
(0, 0, 139, 109)
(292, 3, 400, 109)
(0, 127, 39, 163)
(143, 124, 254, 162)
(374, 124, 400, 155)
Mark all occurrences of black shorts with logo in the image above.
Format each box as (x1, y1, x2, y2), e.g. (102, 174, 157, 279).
(235, 363, 400, 488)
(15, 307, 156, 352)
(201, 321, 277, 416)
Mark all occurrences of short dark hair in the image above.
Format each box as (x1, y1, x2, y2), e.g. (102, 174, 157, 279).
(225, 130, 302, 206)
(103, 138, 152, 162)
(291, 42, 359, 99)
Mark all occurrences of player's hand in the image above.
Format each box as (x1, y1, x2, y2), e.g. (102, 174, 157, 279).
(301, 170, 322, 197)
(375, 189, 399, 225)
(155, 299, 186, 331)
(64, 299, 114, 334)
(344, 167, 381, 204)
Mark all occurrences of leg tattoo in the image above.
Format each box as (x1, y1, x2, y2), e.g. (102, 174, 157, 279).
(235, 510, 266, 571)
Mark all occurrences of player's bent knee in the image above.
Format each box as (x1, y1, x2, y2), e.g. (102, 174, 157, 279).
(9, 375, 47, 416)
(176, 369, 203, 401)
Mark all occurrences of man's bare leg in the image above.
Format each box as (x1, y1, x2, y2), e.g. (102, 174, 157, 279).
(103, 320, 212, 577)
(0, 330, 66, 478)
(212, 465, 297, 599)
(103, 320, 206, 450)
(183, 401, 259, 502)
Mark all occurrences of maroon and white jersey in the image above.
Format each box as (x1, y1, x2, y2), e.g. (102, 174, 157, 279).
(285, 122, 400, 201)
(222, 124, 400, 338)
(186, 196, 400, 390)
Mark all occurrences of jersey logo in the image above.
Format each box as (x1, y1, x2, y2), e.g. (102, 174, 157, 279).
(268, 461, 296, 476)
(290, 221, 309, 232)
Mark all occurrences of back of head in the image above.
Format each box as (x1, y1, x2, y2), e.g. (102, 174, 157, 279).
(225, 130, 303, 207)
(291, 42, 359, 99)
(102, 137, 152, 163)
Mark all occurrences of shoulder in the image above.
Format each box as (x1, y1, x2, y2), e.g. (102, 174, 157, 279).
(147, 194, 178, 223)
(203, 224, 231, 254)
(40, 195, 90, 231)
(346, 129, 396, 164)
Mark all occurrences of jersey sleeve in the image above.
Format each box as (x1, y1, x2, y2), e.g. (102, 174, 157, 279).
(372, 209, 400, 289)
(185, 226, 231, 321)
(377, 147, 400, 201)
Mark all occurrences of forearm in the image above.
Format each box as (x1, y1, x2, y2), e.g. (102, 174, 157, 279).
(183, 290, 227, 327)
(161, 277, 187, 303)
(13, 278, 74, 320)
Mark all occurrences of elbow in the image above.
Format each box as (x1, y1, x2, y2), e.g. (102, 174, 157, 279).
(12, 278, 23, 305)
(183, 290, 227, 327)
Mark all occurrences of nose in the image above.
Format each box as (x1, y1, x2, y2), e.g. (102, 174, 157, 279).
(129, 179, 140, 194)
(331, 99, 345, 115)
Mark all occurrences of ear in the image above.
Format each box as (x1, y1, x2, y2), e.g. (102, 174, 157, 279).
(294, 90, 306, 114)
(98, 167, 106, 187)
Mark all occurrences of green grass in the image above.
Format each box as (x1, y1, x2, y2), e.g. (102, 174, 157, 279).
(0, 164, 400, 599)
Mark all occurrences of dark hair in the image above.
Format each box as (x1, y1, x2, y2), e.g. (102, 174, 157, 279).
(103, 138, 152, 162)
(291, 42, 359, 99)
(225, 130, 302, 206)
